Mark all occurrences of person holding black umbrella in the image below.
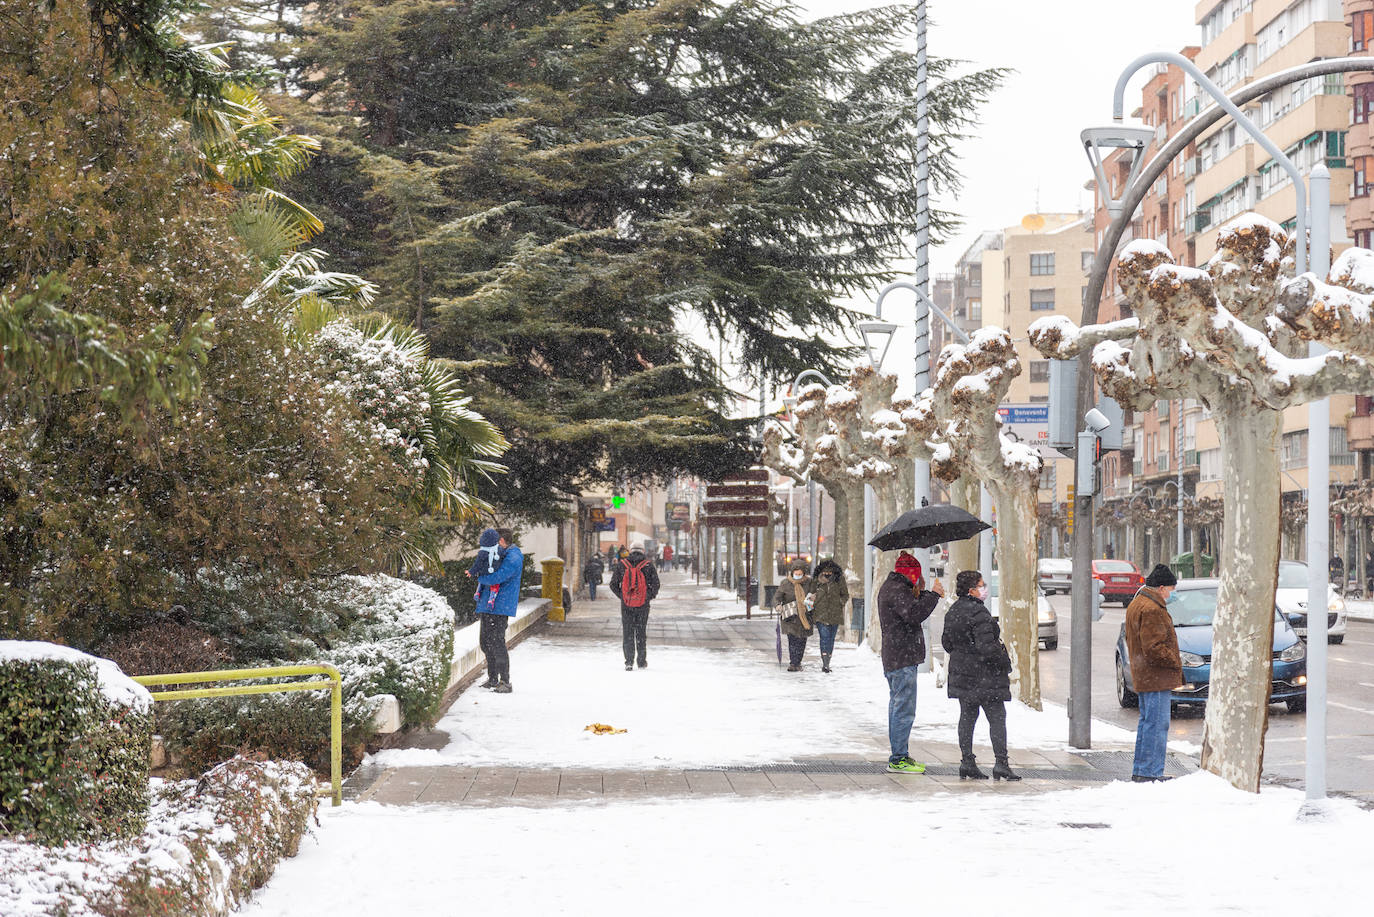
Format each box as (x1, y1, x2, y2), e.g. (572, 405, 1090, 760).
(878, 551, 943, 774)
(941, 569, 1020, 781)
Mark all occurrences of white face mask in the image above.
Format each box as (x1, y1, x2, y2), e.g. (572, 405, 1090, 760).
(973, 585, 989, 601)
(791, 571, 805, 581)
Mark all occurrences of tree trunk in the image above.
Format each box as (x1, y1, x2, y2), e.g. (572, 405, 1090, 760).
(828, 484, 848, 569)
(1200, 408, 1282, 792)
(990, 480, 1042, 709)
(949, 477, 981, 586)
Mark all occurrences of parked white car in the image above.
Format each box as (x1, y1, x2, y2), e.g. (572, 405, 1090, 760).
(1036, 557, 1073, 595)
(1274, 560, 1347, 644)
(986, 572, 1058, 650)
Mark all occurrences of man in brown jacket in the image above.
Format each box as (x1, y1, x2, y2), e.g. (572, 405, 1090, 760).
(1123, 564, 1181, 781)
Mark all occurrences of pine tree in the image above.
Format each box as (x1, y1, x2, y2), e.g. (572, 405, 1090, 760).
(281, 0, 1005, 519)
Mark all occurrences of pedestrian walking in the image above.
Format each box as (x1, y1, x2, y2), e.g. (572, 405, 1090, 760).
(808, 559, 848, 673)
(877, 551, 943, 774)
(773, 560, 813, 671)
(941, 569, 1019, 781)
(471, 527, 523, 694)
(1123, 564, 1181, 782)
(583, 553, 605, 601)
(661, 543, 673, 571)
(610, 543, 660, 670)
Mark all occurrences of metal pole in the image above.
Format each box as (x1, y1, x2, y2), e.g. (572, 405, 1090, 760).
(913, 0, 932, 510)
(1177, 402, 1185, 555)
(863, 483, 874, 634)
(1069, 451, 1094, 749)
(979, 486, 994, 572)
(809, 479, 817, 566)
(1303, 163, 1331, 813)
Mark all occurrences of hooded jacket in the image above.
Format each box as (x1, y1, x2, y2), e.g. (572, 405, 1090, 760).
(475, 543, 523, 617)
(609, 548, 660, 611)
(941, 593, 1012, 702)
(877, 571, 939, 673)
(807, 560, 849, 627)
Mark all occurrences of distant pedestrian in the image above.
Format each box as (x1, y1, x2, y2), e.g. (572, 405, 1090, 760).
(661, 543, 673, 571)
(583, 553, 605, 601)
(941, 570, 1019, 781)
(471, 528, 523, 693)
(773, 560, 813, 671)
(1330, 553, 1345, 592)
(808, 559, 848, 673)
(1123, 564, 1181, 782)
(610, 543, 660, 670)
(878, 551, 943, 774)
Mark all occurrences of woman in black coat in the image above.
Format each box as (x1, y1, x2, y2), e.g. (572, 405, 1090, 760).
(941, 570, 1020, 781)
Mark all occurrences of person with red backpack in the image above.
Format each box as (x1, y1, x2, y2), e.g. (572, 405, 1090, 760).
(610, 543, 661, 670)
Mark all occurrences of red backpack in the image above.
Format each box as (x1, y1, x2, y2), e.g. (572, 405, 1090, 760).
(621, 559, 651, 608)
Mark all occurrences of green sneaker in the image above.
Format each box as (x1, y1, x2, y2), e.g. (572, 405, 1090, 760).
(887, 756, 926, 774)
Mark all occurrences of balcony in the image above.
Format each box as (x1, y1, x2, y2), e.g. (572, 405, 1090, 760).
(1349, 413, 1374, 452)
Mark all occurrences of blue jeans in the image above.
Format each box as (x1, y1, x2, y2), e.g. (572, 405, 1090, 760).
(885, 665, 919, 763)
(1133, 690, 1172, 778)
(815, 623, 838, 655)
(588, 582, 598, 600)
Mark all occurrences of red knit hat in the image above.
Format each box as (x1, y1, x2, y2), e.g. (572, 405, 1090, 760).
(894, 551, 922, 585)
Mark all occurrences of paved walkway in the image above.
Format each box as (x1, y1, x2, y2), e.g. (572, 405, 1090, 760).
(347, 570, 1197, 805)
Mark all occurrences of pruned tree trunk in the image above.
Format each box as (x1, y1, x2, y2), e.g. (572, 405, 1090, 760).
(988, 479, 1041, 707)
(1200, 407, 1282, 791)
(949, 477, 981, 585)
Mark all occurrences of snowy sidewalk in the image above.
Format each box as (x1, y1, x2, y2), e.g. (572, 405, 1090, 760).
(346, 570, 1197, 804)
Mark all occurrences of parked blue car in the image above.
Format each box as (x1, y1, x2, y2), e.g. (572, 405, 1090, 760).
(1115, 578, 1308, 714)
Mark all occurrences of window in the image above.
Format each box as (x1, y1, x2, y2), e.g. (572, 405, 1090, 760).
(1029, 253, 1055, 275)
(1029, 289, 1055, 311)
(1355, 83, 1374, 125)
(1029, 360, 1050, 383)
(1356, 156, 1373, 198)
(1200, 448, 1222, 482)
(967, 298, 982, 321)
(1332, 426, 1355, 466)
(1281, 430, 1309, 469)
(1356, 228, 1374, 249)
(1355, 10, 1373, 51)
(1081, 251, 1093, 273)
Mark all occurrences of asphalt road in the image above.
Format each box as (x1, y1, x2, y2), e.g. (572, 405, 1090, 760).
(1035, 592, 1374, 801)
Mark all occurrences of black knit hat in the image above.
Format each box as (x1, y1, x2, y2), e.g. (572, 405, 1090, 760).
(1145, 564, 1178, 587)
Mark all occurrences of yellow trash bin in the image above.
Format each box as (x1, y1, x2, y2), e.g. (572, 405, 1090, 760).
(542, 556, 566, 622)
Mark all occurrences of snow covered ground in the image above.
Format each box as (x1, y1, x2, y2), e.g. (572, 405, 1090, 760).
(367, 635, 1149, 771)
(243, 776, 1372, 916)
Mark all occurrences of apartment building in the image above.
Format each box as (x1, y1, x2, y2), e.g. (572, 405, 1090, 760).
(1086, 1, 1365, 570)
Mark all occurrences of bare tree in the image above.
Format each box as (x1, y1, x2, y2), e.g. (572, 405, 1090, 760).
(926, 328, 1044, 708)
(1030, 216, 1374, 790)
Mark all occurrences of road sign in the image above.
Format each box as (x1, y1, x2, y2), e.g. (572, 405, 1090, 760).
(1066, 485, 1075, 536)
(706, 484, 768, 498)
(705, 499, 768, 514)
(700, 514, 770, 528)
(722, 469, 769, 482)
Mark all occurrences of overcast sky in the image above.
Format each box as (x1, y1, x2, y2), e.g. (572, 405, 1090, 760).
(799, 0, 1201, 279)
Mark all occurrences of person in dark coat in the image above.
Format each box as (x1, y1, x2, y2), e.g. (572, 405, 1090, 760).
(877, 551, 943, 774)
(583, 554, 605, 600)
(941, 569, 1019, 781)
(808, 559, 848, 673)
(773, 559, 813, 671)
(1123, 564, 1181, 781)
(609, 544, 660, 670)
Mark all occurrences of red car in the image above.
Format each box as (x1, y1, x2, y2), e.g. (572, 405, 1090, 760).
(1093, 559, 1144, 605)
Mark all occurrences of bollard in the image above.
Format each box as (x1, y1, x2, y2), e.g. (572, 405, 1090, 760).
(542, 556, 566, 621)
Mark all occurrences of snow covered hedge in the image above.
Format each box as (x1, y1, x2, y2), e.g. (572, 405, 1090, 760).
(0, 757, 317, 917)
(157, 575, 454, 774)
(0, 642, 153, 846)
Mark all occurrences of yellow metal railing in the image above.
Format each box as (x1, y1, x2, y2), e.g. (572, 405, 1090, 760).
(132, 664, 343, 806)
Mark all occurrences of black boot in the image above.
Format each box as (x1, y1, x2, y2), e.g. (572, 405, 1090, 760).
(478, 676, 499, 689)
(821, 653, 832, 673)
(992, 758, 1021, 781)
(959, 757, 989, 780)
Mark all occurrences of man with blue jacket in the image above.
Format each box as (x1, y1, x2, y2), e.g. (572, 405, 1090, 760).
(475, 528, 523, 693)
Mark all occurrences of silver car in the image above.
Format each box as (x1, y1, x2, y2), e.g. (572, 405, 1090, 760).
(986, 572, 1059, 650)
(1274, 560, 1348, 644)
(1037, 557, 1073, 595)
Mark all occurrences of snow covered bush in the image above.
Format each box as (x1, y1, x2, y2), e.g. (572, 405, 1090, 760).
(156, 575, 454, 775)
(0, 757, 317, 917)
(0, 643, 153, 846)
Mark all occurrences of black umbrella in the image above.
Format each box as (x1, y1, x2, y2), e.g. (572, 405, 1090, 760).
(868, 504, 991, 551)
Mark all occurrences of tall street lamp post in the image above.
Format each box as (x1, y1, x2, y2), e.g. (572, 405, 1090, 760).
(1075, 54, 1368, 758)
